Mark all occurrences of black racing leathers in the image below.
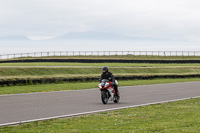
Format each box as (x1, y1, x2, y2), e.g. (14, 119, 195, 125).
(100, 72, 119, 95)
(100, 72, 115, 83)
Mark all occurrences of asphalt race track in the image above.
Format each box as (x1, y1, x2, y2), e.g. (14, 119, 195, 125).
(0, 81, 200, 126)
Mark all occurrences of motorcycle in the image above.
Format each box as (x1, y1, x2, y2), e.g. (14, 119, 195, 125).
(98, 79, 120, 104)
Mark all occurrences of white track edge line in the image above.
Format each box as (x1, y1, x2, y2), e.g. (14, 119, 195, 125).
(0, 95, 199, 127)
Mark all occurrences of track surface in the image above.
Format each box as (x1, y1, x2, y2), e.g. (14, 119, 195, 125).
(0, 81, 200, 125)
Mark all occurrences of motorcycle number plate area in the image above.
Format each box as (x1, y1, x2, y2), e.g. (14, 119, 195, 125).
(108, 88, 113, 92)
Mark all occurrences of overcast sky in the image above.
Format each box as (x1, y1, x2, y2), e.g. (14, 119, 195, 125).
(0, 0, 200, 54)
(0, 0, 200, 41)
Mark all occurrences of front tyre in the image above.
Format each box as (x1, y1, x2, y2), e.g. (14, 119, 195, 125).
(101, 90, 109, 104)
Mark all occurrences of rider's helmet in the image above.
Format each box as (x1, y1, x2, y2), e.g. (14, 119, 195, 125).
(102, 66, 109, 74)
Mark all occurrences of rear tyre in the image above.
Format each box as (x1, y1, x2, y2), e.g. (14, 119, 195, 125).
(101, 90, 109, 104)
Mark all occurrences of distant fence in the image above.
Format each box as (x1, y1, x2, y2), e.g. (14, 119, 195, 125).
(0, 51, 200, 60)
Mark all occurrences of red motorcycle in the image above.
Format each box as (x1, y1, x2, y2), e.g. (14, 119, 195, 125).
(98, 79, 120, 104)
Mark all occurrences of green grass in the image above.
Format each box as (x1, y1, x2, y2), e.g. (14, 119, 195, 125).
(3, 55, 200, 60)
(1, 62, 200, 67)
(1, 63, 200, 87)
(1, 78, 200, 95)
(1, 97, 199, 132)
(1, 66, 200, 77)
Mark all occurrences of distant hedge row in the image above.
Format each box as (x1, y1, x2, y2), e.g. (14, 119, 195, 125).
(1, 74, 200, 87)
(1, 59, 200, 63)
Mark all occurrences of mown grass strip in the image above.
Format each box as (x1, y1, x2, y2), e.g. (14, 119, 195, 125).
(1, 67, 200, 76)
(1, 73, 200, 87)
(2, 62, 200, 67)
(1, 65, 200, 87)
(0, 78, 200, 95)
(0, 97, 199, 132)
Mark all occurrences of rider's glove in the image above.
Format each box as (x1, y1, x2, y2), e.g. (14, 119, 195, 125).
(110, 82, 115, 86)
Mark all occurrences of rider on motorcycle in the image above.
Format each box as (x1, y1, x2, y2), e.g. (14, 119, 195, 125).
(100, 66, 119, 96)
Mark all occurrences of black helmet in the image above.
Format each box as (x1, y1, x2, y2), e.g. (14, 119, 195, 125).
(102, 66, 108, 73)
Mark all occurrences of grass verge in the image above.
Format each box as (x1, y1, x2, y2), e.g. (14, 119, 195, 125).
(0, 97, 199, 132)
(2, 62, 200, 67)
(1, 67, 200, 76)
(1, 78, 200, 95)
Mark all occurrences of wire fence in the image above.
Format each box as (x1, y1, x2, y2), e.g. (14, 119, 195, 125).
(0, 51, 200, 60)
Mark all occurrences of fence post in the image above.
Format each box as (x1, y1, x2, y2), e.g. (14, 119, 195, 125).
(41, 52, 42, 57)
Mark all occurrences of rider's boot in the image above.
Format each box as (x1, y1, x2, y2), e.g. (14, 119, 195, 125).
(114, 85, 119, 96)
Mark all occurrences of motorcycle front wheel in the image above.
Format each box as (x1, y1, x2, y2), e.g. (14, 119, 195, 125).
(101, 90, 109, 104)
